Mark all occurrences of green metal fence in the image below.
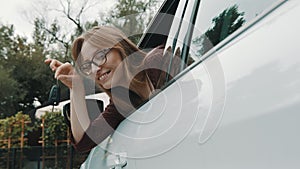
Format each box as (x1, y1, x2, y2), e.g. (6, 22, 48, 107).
(0, 145, 89, 169)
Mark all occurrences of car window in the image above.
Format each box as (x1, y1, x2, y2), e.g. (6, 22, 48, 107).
(160, 0, 282, 86)
(190, 0, 281, 60)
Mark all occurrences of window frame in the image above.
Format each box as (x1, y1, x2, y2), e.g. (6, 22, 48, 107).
(164, 0, 200, 81)
(138, 0, 181, 50)
(162, 0, 287, 90)
(135, 0, 287, 109)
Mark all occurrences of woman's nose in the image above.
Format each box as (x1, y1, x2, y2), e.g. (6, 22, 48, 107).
(91, 64, 101, 74)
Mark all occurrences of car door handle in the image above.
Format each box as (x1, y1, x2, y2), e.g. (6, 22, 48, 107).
(106, 152, 127, 169)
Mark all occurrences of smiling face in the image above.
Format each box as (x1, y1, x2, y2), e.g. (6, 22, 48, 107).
(80, 42, 123, 89)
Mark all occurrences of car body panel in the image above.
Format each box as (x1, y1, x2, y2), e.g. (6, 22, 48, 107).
(81, 0, 300, 168)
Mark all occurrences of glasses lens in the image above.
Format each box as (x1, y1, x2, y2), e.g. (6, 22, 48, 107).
(93, 49, 109, 65)
(79, 63, 92, 75)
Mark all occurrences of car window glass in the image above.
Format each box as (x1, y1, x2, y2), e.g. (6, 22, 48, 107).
(157, 0, 281, 91)
(190, 0, 280, 59)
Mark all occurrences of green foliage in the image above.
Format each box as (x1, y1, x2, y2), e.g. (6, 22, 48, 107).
(0, 68, 18, 118)
(41, 111, 68, 146)
(0, 112, 34, 148)
(0, 22, 63, 117)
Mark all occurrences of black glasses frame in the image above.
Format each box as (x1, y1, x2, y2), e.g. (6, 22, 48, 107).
(79, 48, 111, 76)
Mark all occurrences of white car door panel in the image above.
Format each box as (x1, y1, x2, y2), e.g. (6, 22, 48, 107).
(81, 0, 300, 168)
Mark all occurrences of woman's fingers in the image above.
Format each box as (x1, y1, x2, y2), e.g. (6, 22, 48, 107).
(57, 74, 74, 89)
(45, 59, 76, 89)
(57, 72, 82, 89)
(44, 58, 63, 71)
(54, 62, 72, 76)
(55, 63, 76, 89)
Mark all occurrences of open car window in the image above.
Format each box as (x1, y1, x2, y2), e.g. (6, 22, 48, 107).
(144, 0, 284, 92)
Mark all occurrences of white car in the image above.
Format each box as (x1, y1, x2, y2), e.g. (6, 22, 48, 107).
(81, 0, 300, 168)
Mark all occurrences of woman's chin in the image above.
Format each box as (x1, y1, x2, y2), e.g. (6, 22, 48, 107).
(101, 81, 111, 90)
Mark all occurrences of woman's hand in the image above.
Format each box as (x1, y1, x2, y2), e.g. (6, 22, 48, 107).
(45, 58, 75, 89)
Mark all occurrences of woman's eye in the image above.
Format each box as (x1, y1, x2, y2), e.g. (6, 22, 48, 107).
(94, 53, 105, 61)
(81, 63, 91, 69)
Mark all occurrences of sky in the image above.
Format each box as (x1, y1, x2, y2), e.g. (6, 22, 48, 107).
(0, 0, 33, 36)
(0, 0, 116, 38)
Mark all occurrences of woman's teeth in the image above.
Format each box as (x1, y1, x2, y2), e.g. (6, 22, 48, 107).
(99, 71, 110, 81)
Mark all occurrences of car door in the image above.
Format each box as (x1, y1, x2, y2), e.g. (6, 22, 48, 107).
(135, 0, 299, 168)
(131, 0, 298, 168)
(82, 0, 300, 168)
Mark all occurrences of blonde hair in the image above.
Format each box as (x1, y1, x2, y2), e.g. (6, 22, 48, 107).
(72, 26, 152, 111)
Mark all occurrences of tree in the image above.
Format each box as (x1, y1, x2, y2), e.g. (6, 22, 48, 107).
(0, 24, 30, 116)
(0, 67, 19, 118)
(40, 111, 68, 146)
(29, 0, 102, 60)
(0, 112, 34, 148)
(104, 0, 160, 43)
(0, 0, 101, 117)
(0, 23, 60, 117)
(193, 5, 245, 56)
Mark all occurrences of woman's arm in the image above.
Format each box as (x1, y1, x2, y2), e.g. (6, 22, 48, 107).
(45, 58, 90, 143)
(45, 59, 125, 152)
(69, 75, 91, 143)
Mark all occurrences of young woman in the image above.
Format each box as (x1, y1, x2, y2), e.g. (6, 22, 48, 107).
(45, 26, 181, 152)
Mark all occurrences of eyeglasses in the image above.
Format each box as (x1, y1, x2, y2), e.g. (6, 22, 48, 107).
(79, 48, 111, 76)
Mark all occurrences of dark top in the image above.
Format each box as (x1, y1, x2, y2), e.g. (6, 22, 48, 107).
(71, 46, 179, 152)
